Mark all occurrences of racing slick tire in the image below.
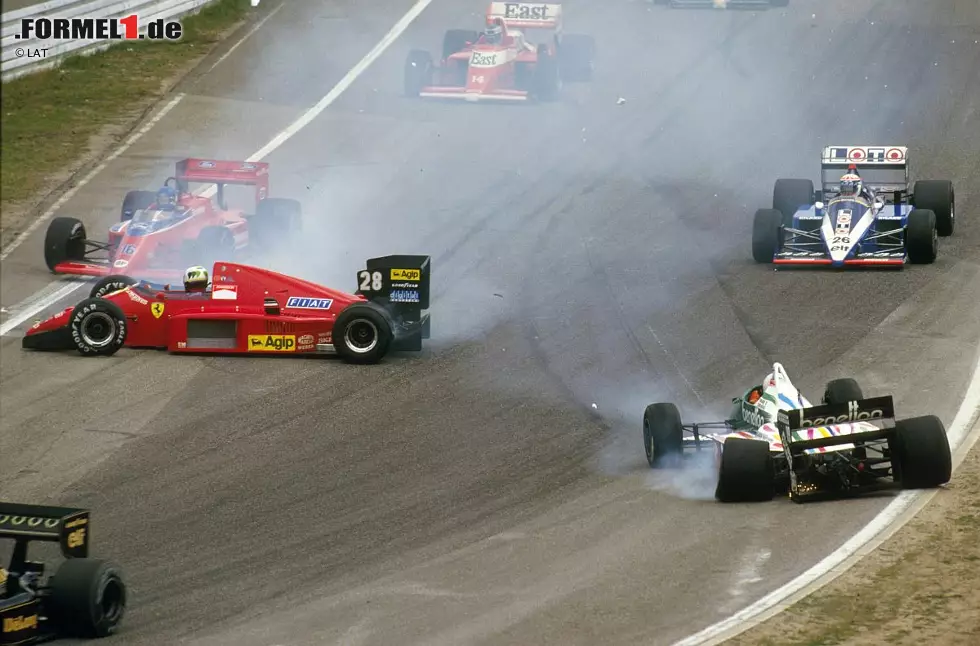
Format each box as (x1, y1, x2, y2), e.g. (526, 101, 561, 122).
(405, 49, 434, 97)
(773, 178, 814, 226)
(643, 403, 684, 468)
(49, 558, 126, 638)
(90, 274, 139, 299)
(332, 303, 394, 364)
(559, 34, 595, 82)
(442, 29, 479, 59)
(120, 190, 155, 222)
(752, 208, 782, 263)
(44, 216, 87, 272)
(891, 415, 952, 489)
(822, 378, 864, 405)
(69, 298, 127, 356)
(715, 438, 775, 502)
(906, 209, 938, 264)
(251, 197, 302, 248)
(534, 44, 561, 101)
(912, 180, 955, 236)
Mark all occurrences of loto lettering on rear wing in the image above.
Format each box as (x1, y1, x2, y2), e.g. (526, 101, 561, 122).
(0, 502, 90, 559)
(820, 145, 910, 193)
(776, 396, 897, 452)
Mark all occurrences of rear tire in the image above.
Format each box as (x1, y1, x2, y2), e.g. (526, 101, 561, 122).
(332, 304, 394, 364)
(404, 50, 433, 97)
(643, 403, 684, 468)
(715, 438, 775, 502)
(752, 208, 782, 263)
(90, 275, 139, 299)
(559, 34, 595, 82)
(773, 178, 814, 226)
(906, 209, 938, 264)
(891, 415, 951, 488)
(49, 558, 126, 638)
(69, 298, 127, 357)
(120, 190, 155, 222)
(822, 378, 864, 405)
(44, 216, 87, 272)
(912, 180, 954, 236)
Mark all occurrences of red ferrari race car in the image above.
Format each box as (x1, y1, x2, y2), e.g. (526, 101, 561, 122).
(22, 255, 431, 365)
(404, 2, 595, 102)
(42, 158, 301, 282)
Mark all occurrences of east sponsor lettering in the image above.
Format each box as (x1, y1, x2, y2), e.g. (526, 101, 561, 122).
(470, 51, 498, 67)
(503, 3, 550, 20)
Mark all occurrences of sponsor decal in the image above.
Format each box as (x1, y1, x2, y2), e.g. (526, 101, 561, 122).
(742, 405, 770, 429)
(177, 341, 186, 348)
(241, 163, 256, 170)
(151, 302, 165, 319)
(126, 289, 149, 306)
(390, 268, 421, 282)
(390, 290, 420, 304)
(212, 284, 238, 300)
(503, 3, 551, 20)
(317, 332, 332, 344)
(3, 614, 38, 633)
(391, 281, 418, 289)
(298, 334, 314, 345)
(285, 296, 333, 310)
(801, 403, 884, 428)
(470, 51, 499, 67)
(198, 160, 215, 168)
(835, 210, 852, 234)
(298, 343, 315, 351)
(114, 259, 129, 268)
(66, 526, 86, 549)
(0, 514, 60, 528)
(248, 334, 296, 352)
(828, 146, 905, 164)
(122, 244, 137, 255)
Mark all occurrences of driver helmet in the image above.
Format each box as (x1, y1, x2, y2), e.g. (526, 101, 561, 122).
(183, 266, 209, 292)
(156, 186, 178, 211)
(484, 17, 504, 45)
(747, 387, 763, 405)
(840, 171, 863, 198)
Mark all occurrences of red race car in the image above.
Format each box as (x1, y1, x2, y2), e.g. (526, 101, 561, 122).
(42, 158, 301, 282)
(404, 2, 595, 102)
(22, 255, 431, 365)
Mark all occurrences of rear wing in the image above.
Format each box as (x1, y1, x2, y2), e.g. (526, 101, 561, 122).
(0, 502, 90, 559)
(356, 255, 431, 351)
(777, 396, 896, 452)
(175, 158, 270, 208)
(820, 146, 910, 194)
(487, 2, 563, 29)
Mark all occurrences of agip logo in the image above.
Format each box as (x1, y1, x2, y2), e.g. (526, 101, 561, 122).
(390, 268, 420, 282)
(247, 335, 296, 352)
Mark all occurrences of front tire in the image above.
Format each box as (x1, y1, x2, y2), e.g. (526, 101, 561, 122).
(822, 378, 864, 405)
(69, 298, 128, 356)
(906, 209, 938, 264)
(752, 208, 782, 263)
(120, 190, 155, 222)
(49, 558, 126, 638)
(44, 216, 87, 272)
(912, 180, 954, 236)
(643, 403, 684, 468)
(90, 275, 139, 299)
(332, 304, 393, 364)
(773, 178, 814, 226)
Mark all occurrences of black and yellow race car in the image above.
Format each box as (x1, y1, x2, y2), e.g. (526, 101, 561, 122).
(1, 503, 125, 644)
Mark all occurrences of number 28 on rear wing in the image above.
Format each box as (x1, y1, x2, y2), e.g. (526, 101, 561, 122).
(776, 396, 897, 452)
(0, 502, 90, 560)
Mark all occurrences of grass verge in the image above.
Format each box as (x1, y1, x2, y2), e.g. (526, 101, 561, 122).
(0, 0, 252, 243)
(728, 420, 980, 646)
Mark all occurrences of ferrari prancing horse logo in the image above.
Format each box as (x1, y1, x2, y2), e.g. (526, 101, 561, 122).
(151, 302, 165, 319)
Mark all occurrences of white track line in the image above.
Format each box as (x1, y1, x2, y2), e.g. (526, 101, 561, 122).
(204, 3, 285, 75)
(672, 347, 980, 646)
(0, 0, 436, 337)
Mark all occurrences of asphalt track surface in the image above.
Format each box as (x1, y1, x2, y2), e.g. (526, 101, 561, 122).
(2, 1, 979, 644)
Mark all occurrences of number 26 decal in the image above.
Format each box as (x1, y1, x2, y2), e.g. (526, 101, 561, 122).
(358, 270, 383, 291)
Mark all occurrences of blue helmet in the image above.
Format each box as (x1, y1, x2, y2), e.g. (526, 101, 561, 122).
(156, 186, 178, 211)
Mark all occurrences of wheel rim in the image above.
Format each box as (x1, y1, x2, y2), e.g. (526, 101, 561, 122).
(644, 422, 654, 461)
(101, 577, 125, 624)
(345, 319, 378, 354)
(80, 312, 117, 348)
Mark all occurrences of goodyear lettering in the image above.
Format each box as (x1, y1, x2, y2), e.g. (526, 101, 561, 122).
(285, 297, 333, 310)
(67, 527, 86, 549)
(470, 51, 498, 67)
(504, 3, 550, 20)
(3, 615, 38, 632)
(390, 268, 421, 282)
(390, 290, 420, 304)
(247, 334, 296, 352)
